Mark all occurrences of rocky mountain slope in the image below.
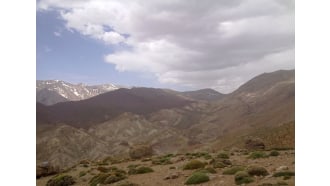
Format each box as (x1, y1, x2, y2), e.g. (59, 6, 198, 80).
(36, 70, 295, 169)
(181, 88, 225, 101)
(37, 87, 193, 128)
(36, 80, 119, 105)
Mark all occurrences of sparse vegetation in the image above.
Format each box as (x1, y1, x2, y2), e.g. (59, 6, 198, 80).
(183, 160, 205, 170)
(152, 156, 172, 165)
(89, 171, 127, 186)
(46, 174, 75, 186)
(259, 182, 288, 186)
(194, 167, 217, 174)
(128, 166, 154, 174)
(97, 166, 111, 173)
(273, 171, 294, 180)
(217, 152, 230, 159)
(210, 158, 232, 168)
(249, 151, 268, 159)
(203, 154, 212, 160)
(247, 166, 269, 176)
(79, 171, 87, 177)
(223, 166, 245, 175)
(269, 150, 280, 156)
(114, 180, 140, 186)
(185, 172, 210, 185)
(234, 171, 254, 185)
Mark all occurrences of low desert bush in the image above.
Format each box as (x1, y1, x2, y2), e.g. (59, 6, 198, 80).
(89, 171, 127, 186)
(152, 156, 172, 165)
(79, 171, 87, 177)
(247, 166, 269, 176)
(234, 171, 254, 185)
(183, 160, 205, 170)
(269, 150, 280, 156)
(185, 172, 210, 185)
(249, 151, 268, 159)
(273, 171, 295, 177)
(217, 152, 230, 159)
(223, 166, 245, 175)
(194, 167, 217, 174)
(46, 174, 75, 186)
(128, 166, 154, 174)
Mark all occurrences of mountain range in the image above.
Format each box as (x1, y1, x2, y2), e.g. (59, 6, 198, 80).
(36, 80, 120, 105)
(36, 70, 295, 168)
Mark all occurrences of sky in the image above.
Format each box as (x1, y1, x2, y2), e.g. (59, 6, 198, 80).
(36, 0, 295, 93)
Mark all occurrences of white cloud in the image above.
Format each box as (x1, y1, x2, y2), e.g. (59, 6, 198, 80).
(53, 31, 61, 37)
(37, 0, 295, 93)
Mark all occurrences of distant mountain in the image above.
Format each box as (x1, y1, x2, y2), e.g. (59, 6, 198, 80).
(36, 89, 69, 106)
(36, 70, 295, 168)
(36, 80, 119, 105)
(181, 88, 225, 101)
(37, 87, 194, 128)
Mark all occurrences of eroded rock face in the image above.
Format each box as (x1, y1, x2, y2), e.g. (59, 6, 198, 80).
(245, 138, 265, 150)
(129, 145, 153, 159)
(36, 162, 60, 179)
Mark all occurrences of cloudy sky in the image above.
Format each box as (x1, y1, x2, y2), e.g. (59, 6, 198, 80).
(36, 0, 294, 93)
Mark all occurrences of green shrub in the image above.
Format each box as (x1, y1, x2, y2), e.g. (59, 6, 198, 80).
(217, 152, 230, 159)
(203, 154, 212, 160)
(269, 151, 280, 156)
(183, 160, 205, 170)
(211, 158, 232, 168)
(185, 172, 210, 185)
(79, 171, 87, 177)
(164, 153, 174, 158)
(128, 166, 154, 174)
(152, 156, 172, 165)
(127, 164, 139, 169)
(223, 166, 245, 175)
(247, 166, 269, 176)
(273, 171, 295, 177)
(194, 167, 217, 174)
(89, 171, 127, 186)
(249, 151, 268, 159)
(234, 171, 254, 185)
(46, 174, 75, 186)
(204, 167, 217, 174)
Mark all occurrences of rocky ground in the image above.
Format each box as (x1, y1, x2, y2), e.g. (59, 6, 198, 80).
(37, 149, 295, 186)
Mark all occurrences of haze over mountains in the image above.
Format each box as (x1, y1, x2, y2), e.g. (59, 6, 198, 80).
(37, 70, 295, 168)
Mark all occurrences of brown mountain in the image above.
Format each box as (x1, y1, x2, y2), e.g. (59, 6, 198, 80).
(37, 87, 193, 128)
(36, 70, 295, 168)
(181, 88, 225, 101)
